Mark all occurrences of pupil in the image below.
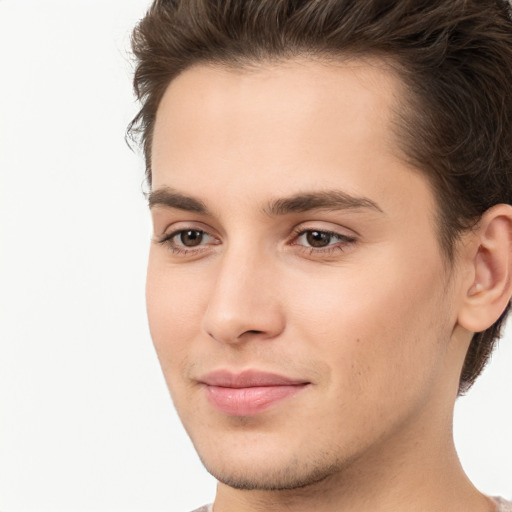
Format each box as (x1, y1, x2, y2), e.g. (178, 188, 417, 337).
(306, 231, 330, 247)
(180, 230, 203, 246)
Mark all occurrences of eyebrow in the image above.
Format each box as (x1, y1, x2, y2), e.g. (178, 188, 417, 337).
(263, 190, 383, 216)
(148, 187, 383, 216)
(148, 187, 209, 214)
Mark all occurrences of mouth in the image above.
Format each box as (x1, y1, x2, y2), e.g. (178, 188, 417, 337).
(198, 369, 310, 416)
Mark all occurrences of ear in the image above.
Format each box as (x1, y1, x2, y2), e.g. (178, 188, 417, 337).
(457, 204, 512, 333)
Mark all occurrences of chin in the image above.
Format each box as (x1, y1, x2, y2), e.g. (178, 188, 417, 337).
(196, 441, 346, 491)
(209, 467, 339, 491)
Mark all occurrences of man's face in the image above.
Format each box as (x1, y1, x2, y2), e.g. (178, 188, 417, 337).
(147, 59, 464, 490)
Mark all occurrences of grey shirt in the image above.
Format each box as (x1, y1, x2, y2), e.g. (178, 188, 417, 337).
(191, 497, 512, 511)
(494, 497, 512, 512)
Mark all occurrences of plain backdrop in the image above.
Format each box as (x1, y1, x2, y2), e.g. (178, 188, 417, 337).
(0, 1, 510, 511)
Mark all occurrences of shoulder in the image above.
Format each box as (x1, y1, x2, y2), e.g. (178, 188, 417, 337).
(492, 497, 512, 512)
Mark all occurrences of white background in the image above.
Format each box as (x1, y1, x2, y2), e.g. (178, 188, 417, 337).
(0, 1, 510, 511)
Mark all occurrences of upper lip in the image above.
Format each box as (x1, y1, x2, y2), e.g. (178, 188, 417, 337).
(199, 370, 310, 388)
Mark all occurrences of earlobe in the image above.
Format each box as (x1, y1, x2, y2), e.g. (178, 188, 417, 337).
(457, 204, 512, 333)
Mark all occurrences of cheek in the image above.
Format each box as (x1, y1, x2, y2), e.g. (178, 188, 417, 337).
(145, 254, 209, 375)
(285, 249, 450, 402)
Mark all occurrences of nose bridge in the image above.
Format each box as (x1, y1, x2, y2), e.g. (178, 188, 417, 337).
(202, 240, 283, 344)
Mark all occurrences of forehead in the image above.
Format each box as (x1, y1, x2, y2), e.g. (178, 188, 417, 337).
(152, 57, 404, 174)
(151, 58, 433, 225)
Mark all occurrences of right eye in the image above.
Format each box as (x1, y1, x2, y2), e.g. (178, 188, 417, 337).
(174, 229, 207, 247)
(158, 228, 219, 254)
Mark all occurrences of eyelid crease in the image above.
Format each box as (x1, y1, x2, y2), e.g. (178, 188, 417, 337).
(289, 222, 358, 241)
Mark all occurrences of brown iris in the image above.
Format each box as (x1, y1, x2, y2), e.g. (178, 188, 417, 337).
(306, 231, 332, 248)
(179, 230, 204, 246)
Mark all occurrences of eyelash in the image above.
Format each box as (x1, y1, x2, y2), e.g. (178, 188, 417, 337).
(157, 227, 356, 256)
(289, 227, 356, 255)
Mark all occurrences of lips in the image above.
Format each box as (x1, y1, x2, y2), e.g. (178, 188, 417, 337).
(199, 370, 310, 416)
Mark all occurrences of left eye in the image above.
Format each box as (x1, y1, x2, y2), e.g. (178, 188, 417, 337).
(295, 230, 351, 248)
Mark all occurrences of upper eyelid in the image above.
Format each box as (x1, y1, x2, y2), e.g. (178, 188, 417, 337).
(290, 230, 356, 250)
(155, 214, 357, 234)
(159, 228, 217, 244)
(290, 223, 358, 240)
(158, 221, 219, 237)
(293, 228, 353, 238)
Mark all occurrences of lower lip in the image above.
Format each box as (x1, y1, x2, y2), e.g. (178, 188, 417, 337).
(204, 384, 307, 416)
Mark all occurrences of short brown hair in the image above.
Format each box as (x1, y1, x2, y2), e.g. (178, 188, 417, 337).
(128, 0, 512, 394)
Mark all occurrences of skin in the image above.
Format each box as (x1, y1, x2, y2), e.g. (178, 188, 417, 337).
(147, 59, 510, 512)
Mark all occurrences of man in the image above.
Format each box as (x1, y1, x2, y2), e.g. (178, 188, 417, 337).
(128, 1, 512, 510)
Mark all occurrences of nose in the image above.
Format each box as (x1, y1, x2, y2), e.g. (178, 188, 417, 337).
(202, 246, 285, 345)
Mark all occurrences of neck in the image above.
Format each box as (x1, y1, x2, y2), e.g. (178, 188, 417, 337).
(212, 411, 494, 512)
